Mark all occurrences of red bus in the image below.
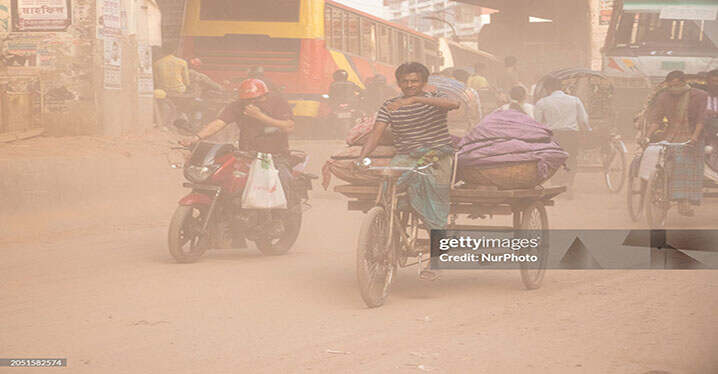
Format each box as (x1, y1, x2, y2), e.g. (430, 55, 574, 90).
(180, 0, 442, 119)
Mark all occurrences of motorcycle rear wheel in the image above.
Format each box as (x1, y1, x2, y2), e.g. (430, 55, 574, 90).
(254, 205, 303, 256)
(168, 205, 208, 263)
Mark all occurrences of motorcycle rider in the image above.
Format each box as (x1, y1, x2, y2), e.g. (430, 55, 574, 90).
(328, 69, 361, 108)
(187, 58, 224, 97)
(362, 74, 398, 114)
(181, 79, 297, 208)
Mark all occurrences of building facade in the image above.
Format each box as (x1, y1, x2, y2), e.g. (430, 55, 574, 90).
(0, 0, 161, 137)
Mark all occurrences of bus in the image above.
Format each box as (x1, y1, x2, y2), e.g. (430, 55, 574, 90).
(179, 0, 442, 120)
(602, 0, 717, 127)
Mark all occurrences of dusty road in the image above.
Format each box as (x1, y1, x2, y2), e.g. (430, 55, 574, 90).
(2, 140, 718, 373)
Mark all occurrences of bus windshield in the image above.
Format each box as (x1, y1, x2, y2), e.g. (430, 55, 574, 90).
(200, 0, 301, 22)
(614, 12, 717, 50)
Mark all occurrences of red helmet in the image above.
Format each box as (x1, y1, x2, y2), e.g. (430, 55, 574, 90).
(237, 79, 269, 99)
(189, 57, 202, 68)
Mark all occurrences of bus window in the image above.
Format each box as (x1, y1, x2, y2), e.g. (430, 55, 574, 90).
(407, 37, 415, 62)
(378, 25, 391, 63)
(393, 31, 407, 65)
(613, 12, 717, 49)
(412, 36, 424, 63)
(200, 0, 300, 22)
(360, 19, 377, 60)
(346, 13, 360, 55)
(325, 5, 332, 46)
(328, 7, 345, 51)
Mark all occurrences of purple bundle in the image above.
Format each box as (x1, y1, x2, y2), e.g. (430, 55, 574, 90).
(456, 110, 568, 179)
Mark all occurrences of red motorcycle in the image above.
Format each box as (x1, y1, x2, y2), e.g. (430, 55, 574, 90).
(168, 142, 316, 263)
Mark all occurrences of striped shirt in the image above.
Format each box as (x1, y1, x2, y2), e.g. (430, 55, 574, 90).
(376, 91, 453, 154)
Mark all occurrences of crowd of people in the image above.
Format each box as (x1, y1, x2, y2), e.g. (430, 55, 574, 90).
(155, 42, 717, 264)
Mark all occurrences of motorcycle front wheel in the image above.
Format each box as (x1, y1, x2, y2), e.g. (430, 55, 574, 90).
(254, 205, 303, 256)
(168, 205, 209, 263)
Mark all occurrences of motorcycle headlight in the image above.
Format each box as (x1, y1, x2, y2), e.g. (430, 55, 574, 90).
(185, 165, 215, 183)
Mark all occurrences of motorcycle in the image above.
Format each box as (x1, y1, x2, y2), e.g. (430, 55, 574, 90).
(324, 94, 365, 139)
(168, 142, 317, 263)
(157, 90, 234, 135)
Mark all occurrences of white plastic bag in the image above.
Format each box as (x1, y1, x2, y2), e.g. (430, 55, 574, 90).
(241, 153, 288, 209)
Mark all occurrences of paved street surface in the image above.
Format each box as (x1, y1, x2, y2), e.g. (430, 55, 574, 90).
(2, 140, 717, 373)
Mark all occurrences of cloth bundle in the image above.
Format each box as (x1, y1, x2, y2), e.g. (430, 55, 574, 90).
(456, 110, 568, 181)
(321, 146, 397, 189)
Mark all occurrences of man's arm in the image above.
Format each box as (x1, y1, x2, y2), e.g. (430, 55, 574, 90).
(645, 93, 667, 139)
(534, 101, 545, 124)
(181, 62, 190, 88)
(576, 98, 591, 131)
(413, 95, 460, 110)
(180, 118, 229, 145)
(243, 104, 295, 133)
(358, 121, 389, 160)
(386, 95, 460, 112)
(691, 95, 708, 143)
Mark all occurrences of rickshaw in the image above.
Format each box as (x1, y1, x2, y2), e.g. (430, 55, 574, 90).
(534, 69, 628, 193)
(626, 76, 718, 227)
(335, 156, 564, 308)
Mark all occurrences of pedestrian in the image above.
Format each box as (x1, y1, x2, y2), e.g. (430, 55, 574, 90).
(467, 62, 490, 91)
(496, 56, 523, 102)
(534, 76, 591, 198)
(706, 69, 718, 122)
(499, 85, 535, 119)
(646, 70, 709, 216)
(187, 58, 224, 97)
(153, 46, 190, 96)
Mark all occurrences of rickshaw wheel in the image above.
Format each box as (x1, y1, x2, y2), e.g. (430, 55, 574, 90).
(645, 170, 669, 228)
(603, 139, 627, 193)
(357, 207, 395, 308)
(626, 155, 646, 222)
(519, 202, 549, 290)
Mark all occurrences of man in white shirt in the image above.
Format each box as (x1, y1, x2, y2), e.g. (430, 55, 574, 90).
(534, 76, 591, 197)
(707, 69, 718, 121)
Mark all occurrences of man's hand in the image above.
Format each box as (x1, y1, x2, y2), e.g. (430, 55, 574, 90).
(243, 104, 267, 120)
(352, 157, 370, 171)
(385, 97, 415, 112)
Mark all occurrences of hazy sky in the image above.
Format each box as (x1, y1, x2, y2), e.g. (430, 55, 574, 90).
(334, 0, 386, 18)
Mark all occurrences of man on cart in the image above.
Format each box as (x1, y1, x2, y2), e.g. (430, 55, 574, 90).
(645, 70, 709, 216)
(356, 62, 460, 280)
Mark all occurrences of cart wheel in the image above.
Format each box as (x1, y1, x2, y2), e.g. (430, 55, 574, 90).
(645, 170, 669, 228)
(519, 202, 549, 290)
(603, 139, 626, 193)
(357, 207, 395, 308)
(626, 155, 645, 222)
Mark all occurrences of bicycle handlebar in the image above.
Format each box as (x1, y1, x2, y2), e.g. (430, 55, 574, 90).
(367, 163, 435, 175)
(650, 140, 693, 147)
